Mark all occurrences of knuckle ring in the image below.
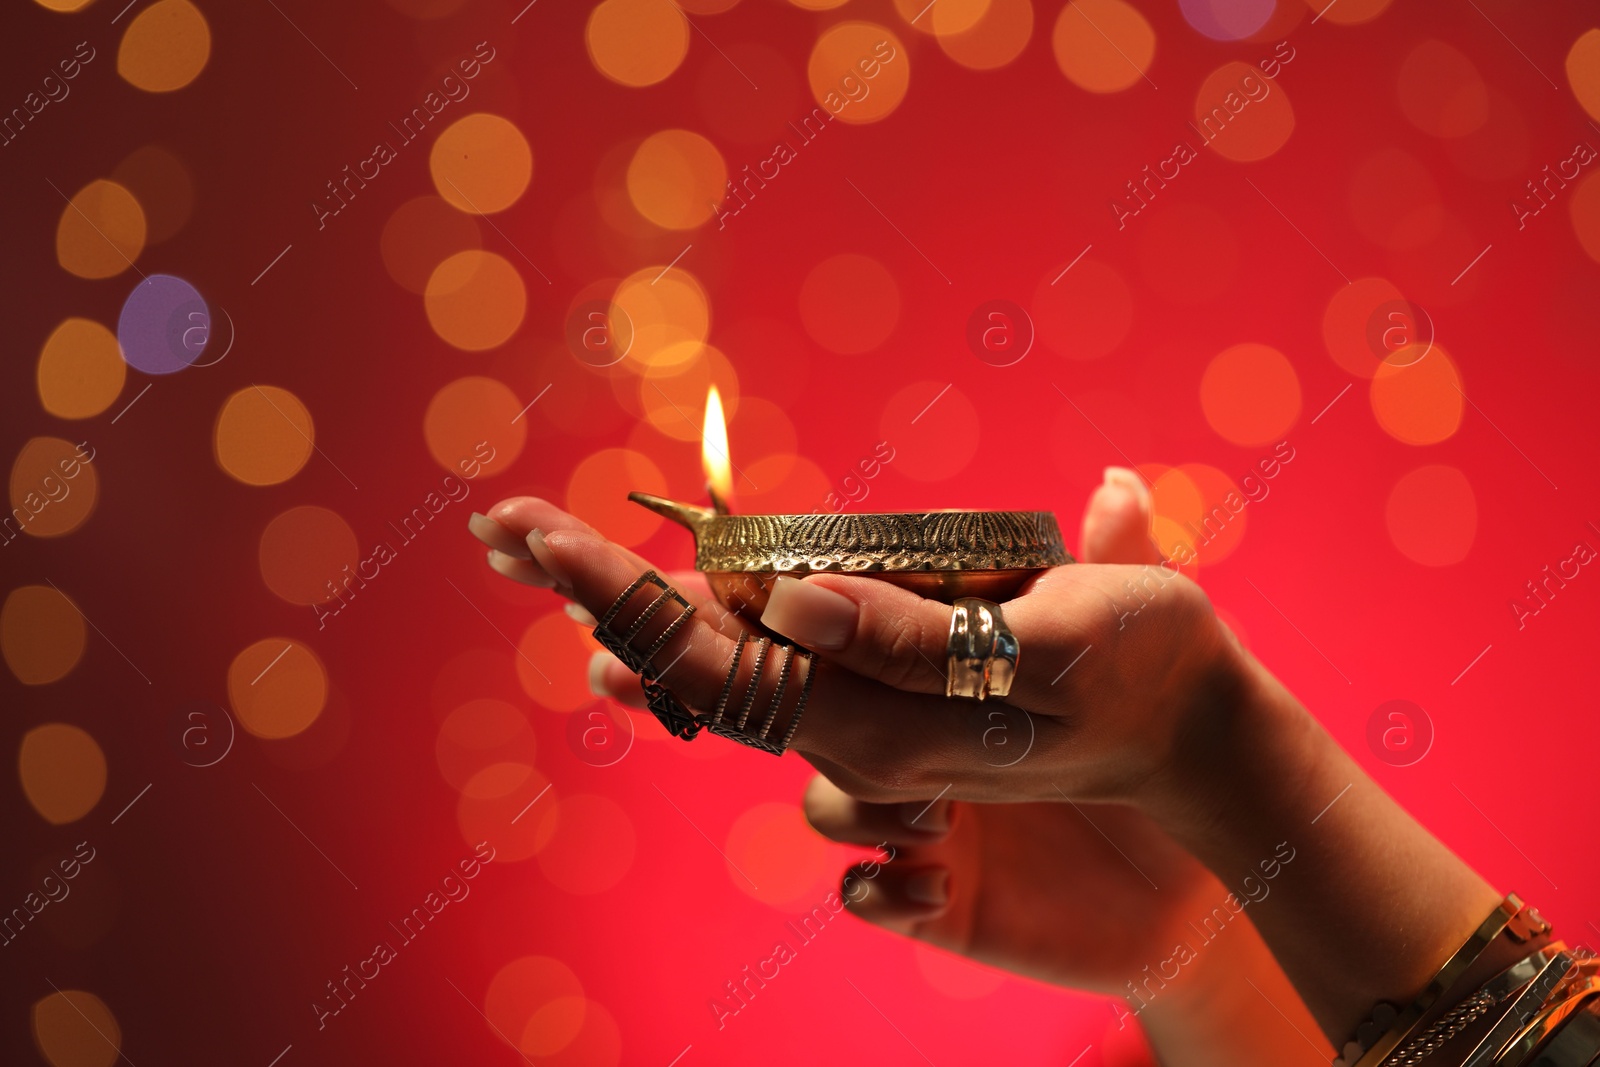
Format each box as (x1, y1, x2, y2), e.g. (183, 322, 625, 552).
(702, 632, 816, 756)
(593, 569, 815, 755)
(946, 597, 1018, 701)
(594, 570, 701, 740)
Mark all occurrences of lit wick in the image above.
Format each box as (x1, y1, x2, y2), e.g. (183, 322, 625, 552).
(702, 384, 734, 516)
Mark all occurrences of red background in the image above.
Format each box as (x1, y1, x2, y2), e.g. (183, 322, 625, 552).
(5, 0, 1600, 1064)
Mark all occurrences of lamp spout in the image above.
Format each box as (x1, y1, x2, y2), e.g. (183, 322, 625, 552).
(627, 492, 717, 535)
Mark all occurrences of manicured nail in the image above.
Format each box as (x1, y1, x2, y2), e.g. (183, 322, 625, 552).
(901, 799, 950, 834)
(1103, 467, 1151, 510)
(760, 576, 857, 651)
(588, 651, 613, 697)
(468, 512, 531, 558)
(486, 549, 557, 588)
(565, 601, 597, 626)
(904, 870, 950, 908)
(526, 529, 572, 589)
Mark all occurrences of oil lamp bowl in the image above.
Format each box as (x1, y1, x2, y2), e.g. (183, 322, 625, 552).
(628, 492, 1073, 616)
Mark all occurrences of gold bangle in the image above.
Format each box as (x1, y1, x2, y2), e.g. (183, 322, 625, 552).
(1492, 954, 1599, 1065)
(1342, 896, 1547, 1067)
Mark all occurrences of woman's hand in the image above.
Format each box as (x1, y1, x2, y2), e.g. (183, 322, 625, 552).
(470, 479, 1244, 817)
(469, 470, 1503, 1049)
(793, 474, 1329, 1067)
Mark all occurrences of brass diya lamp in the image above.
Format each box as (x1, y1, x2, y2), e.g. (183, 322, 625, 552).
(631, 387, 1072, 616)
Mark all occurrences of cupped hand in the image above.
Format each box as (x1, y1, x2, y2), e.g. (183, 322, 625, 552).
(470, 471, 1244, 815)
(791, 475, 1222, 995)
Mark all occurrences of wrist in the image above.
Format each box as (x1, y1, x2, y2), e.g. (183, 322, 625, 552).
(1138, 637, 1502, 1042)
(1139, 625, 1320, 849)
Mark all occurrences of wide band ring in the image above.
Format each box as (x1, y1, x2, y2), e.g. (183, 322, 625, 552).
(593, 569, 816, 754)
(946, 597, 1018, 701)
(593, 570, 702, 739)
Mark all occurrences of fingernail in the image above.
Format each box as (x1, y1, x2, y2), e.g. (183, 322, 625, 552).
(588, 651, 614, 697)
(1103, 467, 1151, 510)
(469, 512, 531, 558)
(904, 870, 950, 908)
(760, 576, 857, 651)
(901, 799, 950, 833)
(565, 601, 597, 626)
(486, 549, 557, 588)
(527, 529, 572, 589)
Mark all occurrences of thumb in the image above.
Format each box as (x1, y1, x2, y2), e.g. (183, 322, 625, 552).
(1080, 467, 1164, 566)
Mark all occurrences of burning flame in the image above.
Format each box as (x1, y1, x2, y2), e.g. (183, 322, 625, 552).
(702, 384, 733, 511)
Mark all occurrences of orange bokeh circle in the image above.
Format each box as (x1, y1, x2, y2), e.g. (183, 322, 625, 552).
(516, 611, 605, 711)
(425, 251, 527, 351)
(940, 0, 1033, 71)
(1199, 343, 1302, 446)
(1321, 276, 1409, 379)
(118, 0, 211, 93)
(258, 506, 360, 606)
(228, 638, 329, 739)
(484, 956, 585, 1057)
(807, 23, 910, 125)
(1052, 0, 1154, 94)
(56, 180, 146, 280)
(564, 448, 668, 547)
(2, 585, 87, 686)
(214, 386, 315, 486)
(725, 802, 831, 906)
(430, 113, 534, 215)
(10, 437, 98, 538)
(37, 319, 126, 420)
(627, 130, 726, 230)
(1369, 346, 1463, 446)
(1569, 29, 1600, 122)
(32, 989, 122, 1067)
(422, 376, 527, 477)
(1193, 61, 1294, 163)
(587, 0, 690, 88)
(1386, 465, 1476, 567)
(19, 723, 106, 824)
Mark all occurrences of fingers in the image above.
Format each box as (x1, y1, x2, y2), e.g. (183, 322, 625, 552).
(588, 652, 648, 708)
(467, 497, 653, 593)
(1081, 467, 1163, 566)
(805, 775, 952, 927)
(843, 863, 951, 927)
(470, 498, 717, 608)
(802, 775, 952, 847)
(538, 528, 990, 799)
(758, 574, 952, 696)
